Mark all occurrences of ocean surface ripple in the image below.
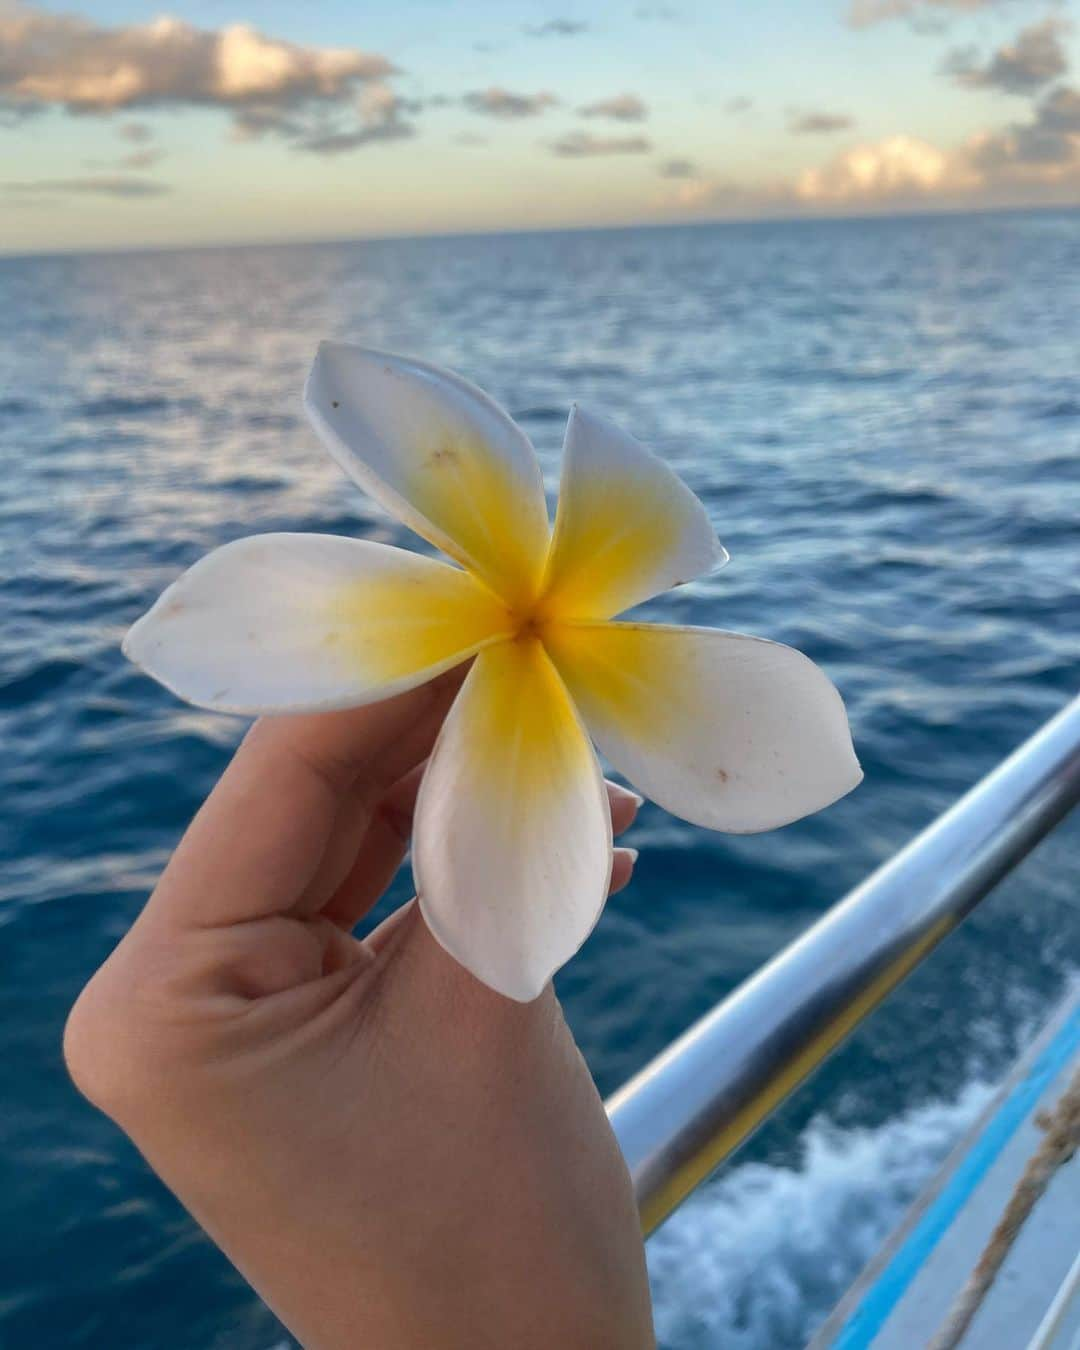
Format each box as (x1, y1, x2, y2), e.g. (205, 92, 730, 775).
(1, 213, 1078, 1348)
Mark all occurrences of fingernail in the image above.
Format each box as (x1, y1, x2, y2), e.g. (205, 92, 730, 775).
(609, 782, 645, 809)
(616, 847, 639, 865)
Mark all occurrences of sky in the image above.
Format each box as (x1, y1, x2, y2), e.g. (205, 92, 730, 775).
(1, 0, 1079, 253)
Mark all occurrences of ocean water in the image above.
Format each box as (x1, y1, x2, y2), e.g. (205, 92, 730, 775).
(2, 211, 1078, 1349)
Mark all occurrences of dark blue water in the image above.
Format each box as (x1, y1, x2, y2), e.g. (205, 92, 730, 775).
(2, 212, 1078, 1349)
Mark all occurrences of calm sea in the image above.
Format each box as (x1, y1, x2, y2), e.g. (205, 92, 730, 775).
(2, 212, 1078, 1349)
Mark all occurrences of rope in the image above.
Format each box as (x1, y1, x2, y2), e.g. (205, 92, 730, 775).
(927, 1064, 1080, 1350)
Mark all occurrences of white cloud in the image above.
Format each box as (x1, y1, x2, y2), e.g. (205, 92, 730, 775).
(81, 118, 166, 171)
(213, 24, 380, 103)
(579, 93, 648, 122)
(0, 2, 426, 156)
(358, 82, 396, 124)
(794, 134, 973, 200)
(848, 0, 1010, 28)
(660, 117, 1077, 219)
(228, 80, 417, 154)
(550, 131, 652, 156)
(661, 176, 764, 210)
(523, 19, 589, 37)
(970, 83, 1080, 169)
(658, 157, 699, 178)
(793, 118, 1080, 207)
(116, 146, 163, 170)
(116, 120, 152, 143)
(634, 4, 681, 19)
(0, 7, 392, 114)
(290, 122, 413, 155)
(946, 18, 1070, 95)
(789, 110, 856, 134)
(463, 87, 558, 118)
(2, 175, 170, 197)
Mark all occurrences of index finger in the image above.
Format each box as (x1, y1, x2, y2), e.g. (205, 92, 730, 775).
(147, 668, 465, 930)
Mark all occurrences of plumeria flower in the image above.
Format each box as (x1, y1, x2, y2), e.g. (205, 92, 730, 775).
(125, 344, 861, 1001)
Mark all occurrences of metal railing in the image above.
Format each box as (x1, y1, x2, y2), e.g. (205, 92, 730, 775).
(607, 693, 1080, 1237)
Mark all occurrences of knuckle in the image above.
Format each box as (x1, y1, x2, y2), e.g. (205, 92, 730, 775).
(63, 971, 131, 1113)
(62, 949, 165, 1119)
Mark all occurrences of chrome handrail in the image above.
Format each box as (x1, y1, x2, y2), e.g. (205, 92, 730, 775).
(607, 693, 1080, 1236)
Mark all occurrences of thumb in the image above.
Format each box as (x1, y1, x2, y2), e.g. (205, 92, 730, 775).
(145, 671, 464, 932)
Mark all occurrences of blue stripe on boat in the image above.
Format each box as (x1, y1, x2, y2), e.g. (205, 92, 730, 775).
(829, 1002, 1080, 1349)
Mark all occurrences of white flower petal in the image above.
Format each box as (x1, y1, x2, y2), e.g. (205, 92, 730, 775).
(545, 621, 862, 833)
(538, 404, 726, 621)
(413, 637, 612, 1002)
(304, 343, 550, 606)
(124, 533, 512, 714)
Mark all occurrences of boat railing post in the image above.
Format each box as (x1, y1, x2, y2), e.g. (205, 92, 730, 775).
(606, 694, 1080, 1236)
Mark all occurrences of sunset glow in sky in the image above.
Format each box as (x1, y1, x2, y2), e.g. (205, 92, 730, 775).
(2, 0, 1079, 253)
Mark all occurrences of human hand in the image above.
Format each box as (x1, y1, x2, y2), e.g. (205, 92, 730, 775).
(64, 670, 655, 1350)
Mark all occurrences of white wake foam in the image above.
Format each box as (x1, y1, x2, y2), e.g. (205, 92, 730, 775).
(647, 1079, 996, 1350)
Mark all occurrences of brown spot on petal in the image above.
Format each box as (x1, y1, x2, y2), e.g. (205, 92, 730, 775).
(716, 768, 729, 783)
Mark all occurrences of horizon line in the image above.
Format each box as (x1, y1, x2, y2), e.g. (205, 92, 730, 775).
(1, 199, 1078, 264)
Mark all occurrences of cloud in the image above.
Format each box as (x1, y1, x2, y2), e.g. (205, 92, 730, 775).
(578, 93, 648, 121)
(82, 119, 165, 170)
(1039, 83, 1080, 134)
(662, 176, 768, 210)
(659, 136, 970, 215)
(231, 79, 417, 153)
(463, 87, 557, 117)
(847, 0, 1008, 28)
(726, 96, 754, 113)
(789, 110, 855, 134)
(971, 82, 1080, 166)
(661, 90, 1080, 218)
(793, 116, 1080, 206)
(117, 120, 153, 142)
(551, 131, 652, 156)
(946, 18, 1069, 95)
(794, 134, 974, 200)
(230, 106, 303, 140)
(0, 4, 402, 154)
(634, 4, 681, 19)
(117, 147, 164, 169)
(658, 157, 699, 177)
(2, 175, 170, 198)
(292, 122, 413, 155)
(117, 119, 162, 168)
(523, 19, 589, 37)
